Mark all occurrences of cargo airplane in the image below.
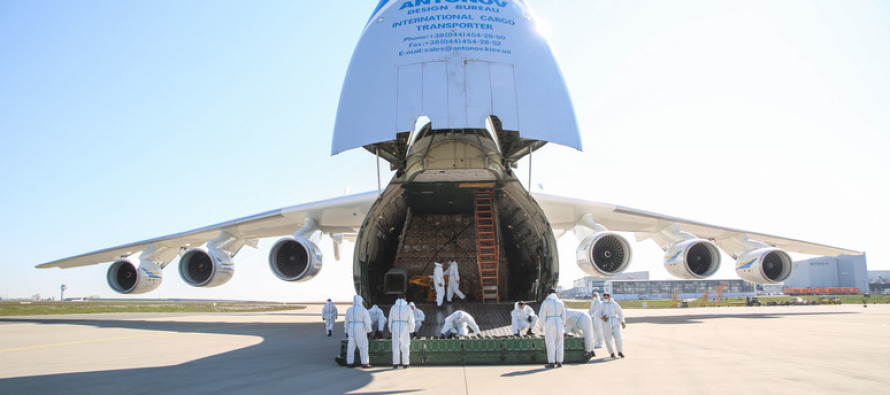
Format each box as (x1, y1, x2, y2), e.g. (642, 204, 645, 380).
(37, 0, 861, 305)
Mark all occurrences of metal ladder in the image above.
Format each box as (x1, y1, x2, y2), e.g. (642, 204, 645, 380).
(474, 189, 499, 302)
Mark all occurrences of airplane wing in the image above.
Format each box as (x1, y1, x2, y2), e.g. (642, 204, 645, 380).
(532, 192, 861, 257)
(36, 191, 380, 269)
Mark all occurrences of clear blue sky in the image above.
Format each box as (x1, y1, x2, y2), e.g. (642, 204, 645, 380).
(1, 0, 888, 302)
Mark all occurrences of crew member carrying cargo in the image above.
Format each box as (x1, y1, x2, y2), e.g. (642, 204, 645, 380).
(440, 310, 481, 338)
(565, 308, 596, 358)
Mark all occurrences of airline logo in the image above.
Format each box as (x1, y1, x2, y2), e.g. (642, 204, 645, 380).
(665, 251, 682, 263)
(141, 268, 162, 279)
(398, 0, 508, 11)
(736, 259, 756, 269)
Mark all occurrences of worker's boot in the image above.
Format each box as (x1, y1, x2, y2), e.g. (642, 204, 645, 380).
(618, 352, 625, 358)
(525, 328, 532, 336)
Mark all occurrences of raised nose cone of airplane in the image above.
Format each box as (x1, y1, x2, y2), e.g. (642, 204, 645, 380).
(332, 0, 582, 155)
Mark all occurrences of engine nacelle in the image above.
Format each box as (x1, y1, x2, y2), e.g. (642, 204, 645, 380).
(106, 259, 162, 294)
(576, 232, 632, 277)
(269, 236, 323, 282)
(664, 239, 721, 279)
(735, 247, 793, 284)
(179, 247, 234, 288)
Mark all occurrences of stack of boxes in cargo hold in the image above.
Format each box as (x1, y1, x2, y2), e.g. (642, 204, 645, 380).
(392, 211, 509, 302)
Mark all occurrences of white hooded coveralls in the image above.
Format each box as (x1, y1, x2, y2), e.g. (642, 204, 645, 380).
(440, 310, 481, 337)
(388, 299, 416, 365)
(432, 262, 446, 307)
(599, 299, 625, 354)
(409, 302, 425, 334)
(536, 293, 566, 364)
(565, 308, 595, 353)
(588, 296, 604, 348)
(344, 295, 373, 365)
(368, 304, 387, 332)
(322, 300, 338, 333)
(511, 302, 538, 334)
(446, 261, 466, 302)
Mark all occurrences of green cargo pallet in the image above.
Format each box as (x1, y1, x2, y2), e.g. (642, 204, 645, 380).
(334, 336, 592, 366)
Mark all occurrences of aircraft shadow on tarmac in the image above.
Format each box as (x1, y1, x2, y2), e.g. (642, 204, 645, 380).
(0, 317, 383, 395)
(0, 310, 855, 394)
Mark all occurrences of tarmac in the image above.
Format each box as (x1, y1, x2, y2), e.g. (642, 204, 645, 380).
(1, 303, 889, 394)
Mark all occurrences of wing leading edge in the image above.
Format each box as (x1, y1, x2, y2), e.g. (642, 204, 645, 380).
(36, 192, 379, 269)
(532, 192, 861, 257)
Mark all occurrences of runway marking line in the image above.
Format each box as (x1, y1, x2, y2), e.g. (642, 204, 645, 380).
(0, 332, 184, 353)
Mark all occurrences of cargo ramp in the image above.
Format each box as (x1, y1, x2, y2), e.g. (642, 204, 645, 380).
(335, 302, 593, 366)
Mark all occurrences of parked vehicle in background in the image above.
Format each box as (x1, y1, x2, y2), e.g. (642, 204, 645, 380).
(786, 297, 805, 305)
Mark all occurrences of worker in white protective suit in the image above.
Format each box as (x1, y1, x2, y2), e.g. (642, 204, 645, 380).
(344, 295, 373, 368)
(588, 292, 604, 348)
(598, 292, 626, 358)
(409, 302, 425, 338)
(367, 304, 387, 339)
(432, 262, 446, 307)
(439, 310, 481, 338)
(536, 289, 566, 368)
(446, 259, 466, 302)
(565, 308, 596, 357)
(388, 298, 416, 369)
(322, 298, 338, 336)
(511, 301, 538, 336)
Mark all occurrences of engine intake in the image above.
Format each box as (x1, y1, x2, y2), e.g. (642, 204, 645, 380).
(735, 247, 792, 284)
(179, 247, 234, 288)
(664, 239, 721, 279)
(269, 236, 322, 282)
(106, 259, 162, 294)
(576, 232, 632, 277)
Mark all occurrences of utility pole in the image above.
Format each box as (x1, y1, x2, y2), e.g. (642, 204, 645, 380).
(60, 284, 67, 301)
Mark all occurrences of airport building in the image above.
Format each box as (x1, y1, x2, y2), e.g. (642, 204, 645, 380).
(783, 254, 868, 292)
(605, 279, 755, 301)
(561, 271, 649, 299)
(561, 272, 754, 301)
(561, 254, 869, 300)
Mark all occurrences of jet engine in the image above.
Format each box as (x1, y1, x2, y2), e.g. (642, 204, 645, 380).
(735, 247, 792, 284)
(106, 259, 162, 294)
(576, 232, 632, 277)
(269, 236, 323, 282)
(179, 247, 234, 287)
(664, 239, 721, 279)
